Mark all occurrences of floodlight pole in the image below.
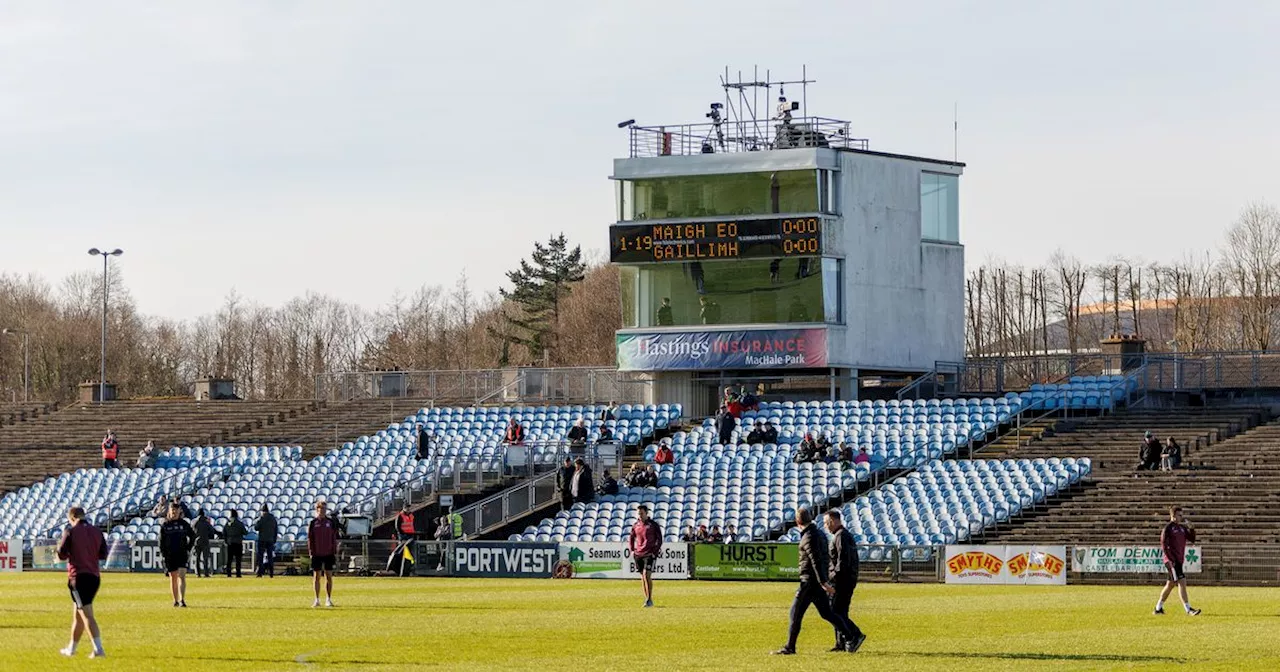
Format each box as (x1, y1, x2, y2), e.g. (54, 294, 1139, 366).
(88, 248, 123, 403)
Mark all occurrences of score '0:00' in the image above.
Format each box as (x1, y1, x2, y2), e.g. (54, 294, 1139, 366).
(781, 218, 820, 234)
(782, 238, 820, 254)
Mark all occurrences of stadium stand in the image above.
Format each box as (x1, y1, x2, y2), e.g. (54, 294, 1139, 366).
(514, 397, 1028, 543)
(0, 400, 323, 495)
(100, 403, 677, 545)
(225, 397, 435, 458)
(777, 458, 1091, 546)
(0, 401, 57, 427)
(979, 407, 1276, 544)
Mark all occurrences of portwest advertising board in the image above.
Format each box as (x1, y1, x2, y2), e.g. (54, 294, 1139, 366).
(452, 542, 559, 578)
(944, 545, 1067, 585)
(1072, 546, 1203, 574)
(616, 329, 827, 371)
(0, 539, 20, 572)
(693, 543, 799, 580)
(130, 541, 256, 574)
(556, 542, 688, 579)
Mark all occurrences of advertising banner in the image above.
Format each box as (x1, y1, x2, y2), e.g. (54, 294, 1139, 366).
(944, 545, 1008, 584)
(693, 543, 798, 580)
(31, 540, 63, 570)
(1071, 546, 1203, 574)
(130, 540, 256, 574)
(452, 542, 559, 578)
(1004, 545, 1067, 585)
(556, 542, 688, 579)
(944, 545, 1067, 585)
(0, 539, 20, 572)
(616, 329, 827, 371)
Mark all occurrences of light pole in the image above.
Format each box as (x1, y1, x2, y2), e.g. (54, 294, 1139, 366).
(1, 328, 29, 402)
(88, 248, 124, 403)
(1167, 340, 1180, 388)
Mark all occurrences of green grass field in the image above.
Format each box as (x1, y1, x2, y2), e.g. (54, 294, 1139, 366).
(1, 573, 1276, 671)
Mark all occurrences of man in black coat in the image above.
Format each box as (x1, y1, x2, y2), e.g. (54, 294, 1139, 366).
(716, 407, 736, 445)
(773, 508, 858, 655)
(824, 509, 865, 652)
(555, 458, 575, 511)
(416, 423, 432, 461)
(571, 458, 594, 505)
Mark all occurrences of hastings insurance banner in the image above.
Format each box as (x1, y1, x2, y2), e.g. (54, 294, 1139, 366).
(944, 545, 1067, 585)
(556, 542, 688, 579)
(1072, 546, 1203, 574)
(693, 543, 799, 580)
(616, 329, 827, 371)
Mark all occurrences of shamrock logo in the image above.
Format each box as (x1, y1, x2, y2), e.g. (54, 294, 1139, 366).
(1185, 548, 1199, 564)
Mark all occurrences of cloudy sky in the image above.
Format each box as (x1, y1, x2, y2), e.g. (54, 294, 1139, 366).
(1, 2, 1277, 320)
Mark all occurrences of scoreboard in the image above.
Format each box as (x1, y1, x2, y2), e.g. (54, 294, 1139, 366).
(609, 216, 823, 263)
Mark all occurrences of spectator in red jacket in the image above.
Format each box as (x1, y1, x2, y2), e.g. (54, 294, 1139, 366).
(654, 443, 675, 465)
(56, 506, 108, 658)
(504, 419, 526, 445)
(308, 501, 340, 608)
(628, 504, 663, 608)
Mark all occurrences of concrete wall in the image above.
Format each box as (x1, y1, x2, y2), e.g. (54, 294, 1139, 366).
(834, 151, 964, 370)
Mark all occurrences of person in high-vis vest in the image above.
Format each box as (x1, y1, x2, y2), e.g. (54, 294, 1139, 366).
(396, 506, 416, 543)
(449, 509, 463, 541)
(100, 430, 120, 470)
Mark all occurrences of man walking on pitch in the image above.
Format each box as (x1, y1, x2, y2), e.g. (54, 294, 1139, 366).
(192, 509, 216, 578)
(255, 504, 279, 578)
(773, 508, 858, 655)
(1155, 505, 1201, 616)
(160, 503, 196, 607)
(628, 504, 663, 608)
(824, 510, 866, 652)
(57, 506, 107, 658)
(309, 501, 340, 607)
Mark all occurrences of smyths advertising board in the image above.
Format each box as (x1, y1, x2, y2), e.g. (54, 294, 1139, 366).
(556, 542, 688, 579)
(944, 545, 1067, 585)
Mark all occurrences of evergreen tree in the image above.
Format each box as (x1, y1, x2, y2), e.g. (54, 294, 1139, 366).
(491, 233, 586, 365)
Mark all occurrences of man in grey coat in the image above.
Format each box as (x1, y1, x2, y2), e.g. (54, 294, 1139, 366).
(192, 510, 217, 578)
(254, 505, 279, 578)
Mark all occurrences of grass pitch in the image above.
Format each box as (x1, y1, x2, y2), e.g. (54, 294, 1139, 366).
(0, 573, 1277, 671)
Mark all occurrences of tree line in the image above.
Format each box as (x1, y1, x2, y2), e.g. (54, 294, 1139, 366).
(967, 202, 1280, 356)
(0, 234, 620, 402)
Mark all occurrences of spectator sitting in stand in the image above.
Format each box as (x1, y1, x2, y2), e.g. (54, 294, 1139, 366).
(624, 464, 646, 488)
(853, 447, 870, 466)
(654, 443, 675, 465)
(825, 440, 842, 464)
(762, 421, 779, 444)
(150, 494, 169, 518)
(597, 424, 614, 444)
(837, 442, 853, 467)
(1138, 431, 1162, 471)
(503, 419, 526, 445)
(796, 433, 820, 464)
(643, 465, 659, 488)
(137, 441, 158, 469)
(722, 386, 740, 408)
(707, 525, 724, 543)
(680, 525, 698, 543)
(600, 401, 618, 422)
(567, 419, 589, 453)
(745, 421, 765, 445)
(724, 524, 738, 543)
(597, 470, 619, 496)
(1161, 437, 1183, 471)
(696, 524, 710, 542)
(173, 496, 193, 520)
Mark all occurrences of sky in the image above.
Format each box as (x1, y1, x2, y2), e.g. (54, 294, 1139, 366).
(1, 1, 1278, 321)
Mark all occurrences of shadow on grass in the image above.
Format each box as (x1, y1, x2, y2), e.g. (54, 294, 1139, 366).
(191, 604, 501, 612)
(138, 655, 385, 666)
(891, 651, 1188, 664)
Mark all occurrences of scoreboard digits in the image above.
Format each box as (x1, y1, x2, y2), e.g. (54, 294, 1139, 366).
(610, 216, 824, 263)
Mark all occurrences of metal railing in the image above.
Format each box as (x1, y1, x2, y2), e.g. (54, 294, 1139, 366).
(627, 117, 868, 158)
(988, 366, 1148, 458)
(450, 442, 624, 539)
(315, 367, 652, 406)
(954, 350, 1280, 395)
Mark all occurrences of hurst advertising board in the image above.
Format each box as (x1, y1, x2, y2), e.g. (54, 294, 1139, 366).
(1072, 546, 1203, 574)
(944, 545, 1067, 585)
(556, 542, 688, 580)
(693, 543, 799, 580)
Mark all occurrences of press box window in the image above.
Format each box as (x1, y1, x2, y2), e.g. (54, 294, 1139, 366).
(920, 172, 959, 242)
